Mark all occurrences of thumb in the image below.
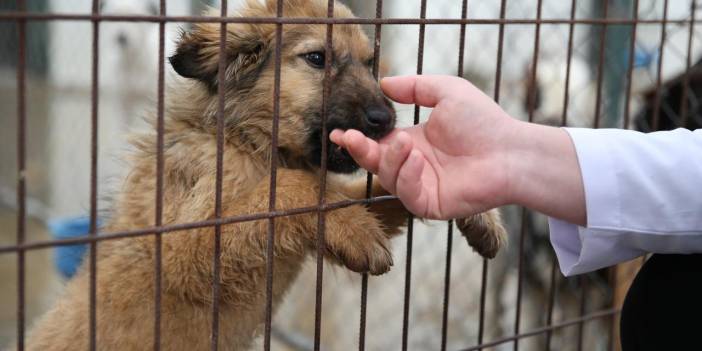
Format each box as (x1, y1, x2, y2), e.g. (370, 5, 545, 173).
(380, 75, 468, 107)
(395, 149, 429, 218)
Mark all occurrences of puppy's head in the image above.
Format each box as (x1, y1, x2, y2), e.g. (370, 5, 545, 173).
(169, 0, 395, 173)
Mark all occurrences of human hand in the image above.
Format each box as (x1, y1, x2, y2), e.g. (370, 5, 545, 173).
(330, 75, 517, 220)
(330, 75, 586, 225)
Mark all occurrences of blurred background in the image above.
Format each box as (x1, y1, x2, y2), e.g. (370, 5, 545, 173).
(1, 0, 699, 350)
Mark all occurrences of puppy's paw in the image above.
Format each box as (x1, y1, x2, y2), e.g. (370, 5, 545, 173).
(455, 209, 507, 259)
(324, 221, 394, 275)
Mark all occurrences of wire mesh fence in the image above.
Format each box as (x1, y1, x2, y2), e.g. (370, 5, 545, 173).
(0, 0, 698, 350)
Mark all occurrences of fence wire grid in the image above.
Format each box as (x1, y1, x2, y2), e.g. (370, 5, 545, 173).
(1, 0, 699, 350)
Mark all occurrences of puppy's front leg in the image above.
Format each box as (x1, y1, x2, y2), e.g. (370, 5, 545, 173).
(256, 169, 394, 275)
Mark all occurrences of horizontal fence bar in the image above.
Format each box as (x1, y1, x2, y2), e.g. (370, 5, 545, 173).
(0, 196, 399, 254)
(0, 12, 697, 25)
(460, 308, 621, 351)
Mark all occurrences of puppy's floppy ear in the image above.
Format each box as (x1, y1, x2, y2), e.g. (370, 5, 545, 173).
(169, 31, 214, 83)
(169, 22, 270, 92)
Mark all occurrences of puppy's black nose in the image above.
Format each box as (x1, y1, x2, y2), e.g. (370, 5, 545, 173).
(365, 106, 393, 129)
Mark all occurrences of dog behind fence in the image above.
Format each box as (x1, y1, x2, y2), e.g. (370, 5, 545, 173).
(2, 0, 699, 349)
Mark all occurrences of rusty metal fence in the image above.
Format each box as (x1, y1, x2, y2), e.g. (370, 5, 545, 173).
(1, 0, 699, 350)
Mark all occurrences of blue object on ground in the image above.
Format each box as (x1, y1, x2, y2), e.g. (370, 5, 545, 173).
(633, 47, 658, 69)
(47, 217, 99, 279)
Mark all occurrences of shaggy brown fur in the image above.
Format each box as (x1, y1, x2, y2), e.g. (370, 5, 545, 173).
(25, 1, 506, 349)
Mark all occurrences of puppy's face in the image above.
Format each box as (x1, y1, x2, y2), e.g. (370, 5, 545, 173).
(169, 0, 395, 173)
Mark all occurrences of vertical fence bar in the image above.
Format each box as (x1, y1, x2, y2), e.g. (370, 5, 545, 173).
(513, 213, 536, 351)
(593, 0, 610, 129)
(401, 219, 415, 351)
(576, 276, 588, 351)
(401, 1, 427, 350)
(15, 1, 27, 349)
(623, 0, 640, 130)
(477, 0, 507, 348)
(440, 221, 454, 351)
(608, 10, 637, 345)
(514, 2, 542, 350)
(546, 1, 577, 347)
(492, 0, 508, 105)
(313, 2, 334, 350)
(89, 1, 100, 349)
(525, 0, 543, 124)
(543, 258, 558, 350)
(560, 0, 577, 128)
(514, 213, 528, 351)
(441, 2, 469, 349)
(581, 5, 611, 349)
(477, 261, 488, 344)
(153, 0, 166, 349)
(359, 275, 370, 350)
(456, 0, 469, 82)
(264, 0, 284, 349)
(679, 0, 696, 127)
(211, 1, 228, 350)
(359, 1, 384, 349)
(651, 0, 669, 131)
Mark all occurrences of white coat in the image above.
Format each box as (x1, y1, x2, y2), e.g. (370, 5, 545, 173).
(549, 128, 702, 275)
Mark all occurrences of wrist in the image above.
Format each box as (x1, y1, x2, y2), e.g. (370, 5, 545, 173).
(501, 122, 586, 225)
(497, 119, 535, 207)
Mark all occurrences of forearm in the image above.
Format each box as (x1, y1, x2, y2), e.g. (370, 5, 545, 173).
(505, 120, 586, 226)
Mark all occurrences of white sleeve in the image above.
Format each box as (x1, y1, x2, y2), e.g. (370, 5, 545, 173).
(548, 128, 702, 276)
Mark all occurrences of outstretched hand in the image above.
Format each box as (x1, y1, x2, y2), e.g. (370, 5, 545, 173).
(330, 75, 516, 220)
(330, 75, 586, 225)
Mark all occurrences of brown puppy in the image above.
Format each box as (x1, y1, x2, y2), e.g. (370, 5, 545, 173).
(26, 1, 505, 349)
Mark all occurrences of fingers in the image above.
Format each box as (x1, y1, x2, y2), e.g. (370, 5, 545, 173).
(329, 129, 347, 147)
(395, 149, 428, 217)
(377, 131, 413, 194)
(331, 129, 420, 204)
(330, 129, 382, 173)
(380, 75, 467, 107)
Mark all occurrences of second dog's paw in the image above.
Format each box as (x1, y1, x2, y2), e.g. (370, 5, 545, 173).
(456, 209, 507, 259)
(325, 229, 394, 275)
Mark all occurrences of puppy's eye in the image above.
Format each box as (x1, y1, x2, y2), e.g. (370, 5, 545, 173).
(365, 58, 374, 68)
(303, 51, 325, 68)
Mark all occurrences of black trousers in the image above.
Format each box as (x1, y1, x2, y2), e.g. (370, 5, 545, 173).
(620, 254, 702, 350)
